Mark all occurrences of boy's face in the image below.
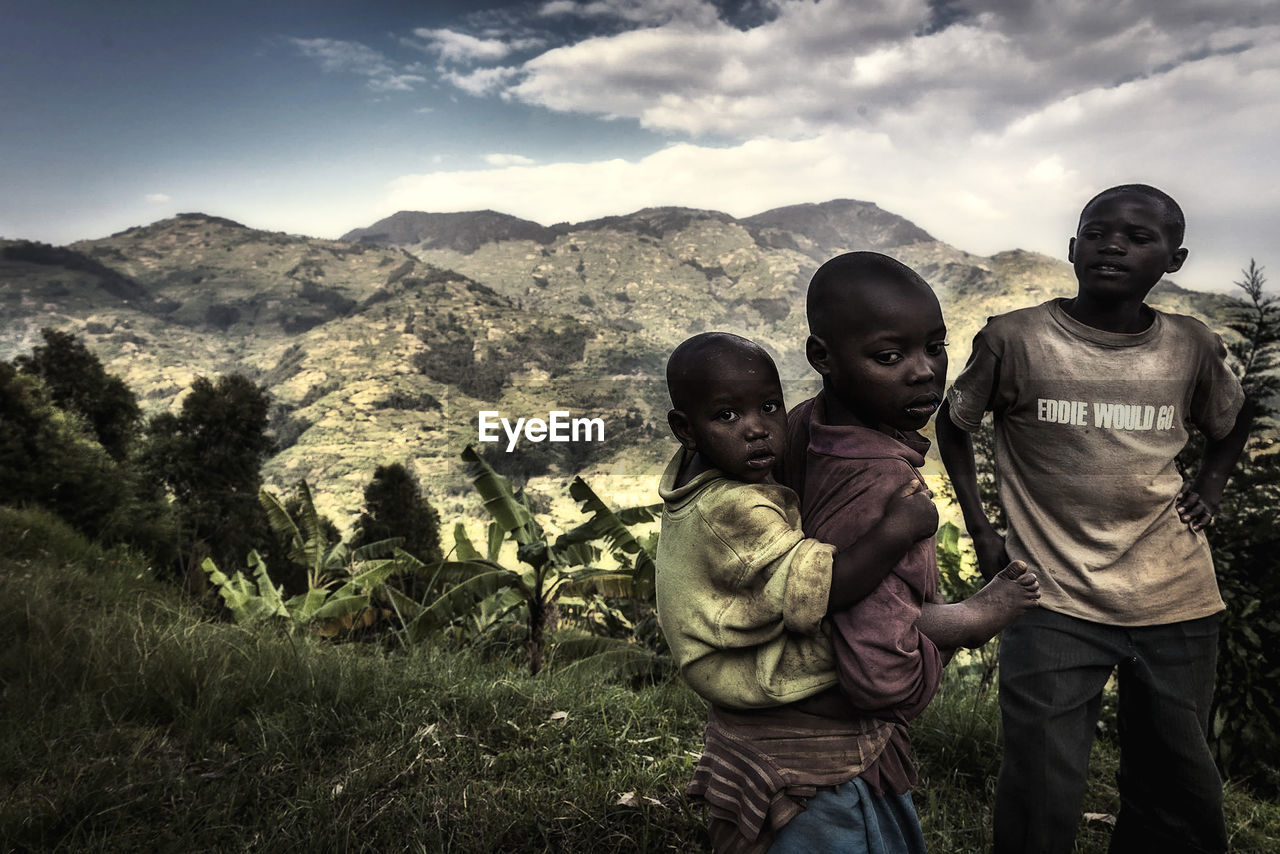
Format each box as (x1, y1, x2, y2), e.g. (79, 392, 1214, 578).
(668, 354, 788, 484)
(807, 278, 947, 433)
(1069, 193, 1187, 303)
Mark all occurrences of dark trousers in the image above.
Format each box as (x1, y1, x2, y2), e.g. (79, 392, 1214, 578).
(993, 609, 1227, 854)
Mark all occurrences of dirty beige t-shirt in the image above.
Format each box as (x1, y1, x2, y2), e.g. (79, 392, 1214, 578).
(947, 299, 1244, 626)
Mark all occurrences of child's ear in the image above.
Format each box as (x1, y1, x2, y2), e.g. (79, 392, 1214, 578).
(1167, 247, 1188, 273)
(1068, 237, 1077, 263)
(806, 334, 832, 377)
(667, 409, 697, 450)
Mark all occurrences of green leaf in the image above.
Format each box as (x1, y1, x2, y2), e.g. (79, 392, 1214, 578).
(349, 558, 399, 591)
(560, 476, 657, 592)
(552, 540, 599, 570)
(292, 480, 326, 570)
(308, 592, 371, 622)
(286, 588, 332, 622)
(461, 445, 538, 542)
(936, 521, 961, 558)
(323, 540, 351, 572)
(246, 550, 287, 617)
(615, 503, 663, 525)
(404, 569, 518, 643)
(258, 487, 304, 563)
(201, 554, 287, 625)
(433, 558, 515, 586)
(453, 522, 481, 561)
(486, 521, 504, 562)
(552, 635, 670, 682)
(386, 585, 424, 621)
(352, 537, 403, 561)
(562, 568, 639, 598)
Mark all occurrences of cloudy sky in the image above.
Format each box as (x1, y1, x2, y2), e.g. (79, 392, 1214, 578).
(3, 0, 1277, 291)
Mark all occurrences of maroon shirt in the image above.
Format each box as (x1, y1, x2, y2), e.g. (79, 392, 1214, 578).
(780, 392, 945, 790)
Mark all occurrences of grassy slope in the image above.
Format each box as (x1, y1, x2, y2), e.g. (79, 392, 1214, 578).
(3, 506, 1278, 853)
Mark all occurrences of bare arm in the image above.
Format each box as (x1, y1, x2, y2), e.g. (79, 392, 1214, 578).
(935, 400, 1007, 579)
(827, 481, 937, 613)
(1177, 398, 1255, 530)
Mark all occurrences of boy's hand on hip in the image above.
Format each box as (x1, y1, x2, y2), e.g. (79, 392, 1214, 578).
(883, 480, 939, 545)
(1176, 482, 1216, 532)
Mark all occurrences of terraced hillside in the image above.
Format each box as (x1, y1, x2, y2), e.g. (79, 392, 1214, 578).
(1, 203, 1239, 529)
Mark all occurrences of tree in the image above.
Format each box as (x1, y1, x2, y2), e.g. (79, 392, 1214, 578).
(14, 328, 141, 460)
(1184, 260, 1280, 778)
(0, 361, 125, 535)
(0, 359, 175, 557)
(355, 463, 443, 565)
(142, 373, 273, 577)
(1222, 259, 1280, 416)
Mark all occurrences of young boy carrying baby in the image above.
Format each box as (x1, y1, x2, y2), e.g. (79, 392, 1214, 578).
(656, 253, 1039, 853)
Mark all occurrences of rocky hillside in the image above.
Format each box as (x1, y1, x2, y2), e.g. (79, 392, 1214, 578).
(1, 203, 1242, 528)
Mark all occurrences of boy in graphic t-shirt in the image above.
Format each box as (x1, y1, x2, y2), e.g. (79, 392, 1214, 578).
(937, 183, 1253, 854)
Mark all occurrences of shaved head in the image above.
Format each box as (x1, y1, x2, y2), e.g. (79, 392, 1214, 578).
(1080, 184, 1185, 247)
(666, 331, 778, 412)
(806, 251, 932, 341)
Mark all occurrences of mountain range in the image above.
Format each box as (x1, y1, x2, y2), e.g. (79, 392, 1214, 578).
(0, 200, 1242, 528)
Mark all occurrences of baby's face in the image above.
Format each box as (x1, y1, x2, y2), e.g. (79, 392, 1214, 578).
(817, 279, 947, 433)
(678, 358, 788, 484)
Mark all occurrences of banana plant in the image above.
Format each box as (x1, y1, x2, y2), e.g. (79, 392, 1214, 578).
(403, 445, 660, 675)
(200, 550, 289, 625)
(199, 480, 421, 636)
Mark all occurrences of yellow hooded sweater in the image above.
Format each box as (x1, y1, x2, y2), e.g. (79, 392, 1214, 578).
(654, 449, 839, 709)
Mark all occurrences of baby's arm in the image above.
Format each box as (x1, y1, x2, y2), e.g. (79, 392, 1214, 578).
(935, 399, 1007, 580)
(827, 480, 938, 612)
(1177, 398, 1255, 530)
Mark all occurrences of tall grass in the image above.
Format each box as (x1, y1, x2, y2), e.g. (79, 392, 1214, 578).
(2, 505, 1277, 852)
(0, 507, 707, 851)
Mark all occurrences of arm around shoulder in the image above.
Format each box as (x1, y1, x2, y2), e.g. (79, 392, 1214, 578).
(827, 478, 938, 611)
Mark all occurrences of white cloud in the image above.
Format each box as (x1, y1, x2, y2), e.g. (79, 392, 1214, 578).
(442, 65, 521, 96)
(484, 153, 536, 166)
(280, 1, 1279, 293)
(411, 28, 513, 63)
(496, 0, 1278, 143)
(383, 51, 1280, 292)
(290, 37, 426, 93)
(144, 193, 170, 203)
(391, 0, 1279, 290)
(538, 0, 723, 27)
(291, 37, 393, 76)
(368, 73, 428, 92)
